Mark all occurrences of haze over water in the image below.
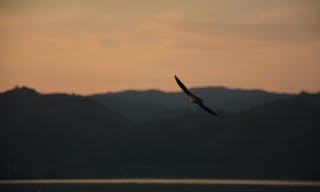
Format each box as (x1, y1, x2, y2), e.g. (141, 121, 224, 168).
(1, 179, 320, 192)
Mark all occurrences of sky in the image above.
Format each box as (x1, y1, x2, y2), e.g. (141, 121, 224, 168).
(1, 0, 319, 94)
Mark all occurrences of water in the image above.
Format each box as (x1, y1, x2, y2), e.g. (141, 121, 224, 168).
(1, 179, 320, 192)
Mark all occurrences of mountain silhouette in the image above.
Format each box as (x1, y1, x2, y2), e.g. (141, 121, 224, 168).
(128, 92, 320, 179)
(0, 86, 131, 178)
(1, 86, 319, 179)
(91, 87, 290, 122)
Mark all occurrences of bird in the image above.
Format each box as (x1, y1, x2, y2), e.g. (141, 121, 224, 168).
(175, 75, 218, 116)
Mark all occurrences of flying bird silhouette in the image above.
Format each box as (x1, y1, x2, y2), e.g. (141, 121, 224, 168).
(175, 75, 218, 116)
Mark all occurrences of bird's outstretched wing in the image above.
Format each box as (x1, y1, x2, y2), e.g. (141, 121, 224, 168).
(197, 102, 219, 116)
(175, 75, 218, 116)
(175, 75, 202, 102)
(175, 75, 193, 96)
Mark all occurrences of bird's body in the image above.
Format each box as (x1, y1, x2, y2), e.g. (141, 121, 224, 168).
(175, 75, 218, 116)
(189, 94, 201, 104)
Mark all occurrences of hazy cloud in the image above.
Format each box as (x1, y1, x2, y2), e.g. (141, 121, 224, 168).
(1, 0, 319, 93)
(175, 20, 320, 43)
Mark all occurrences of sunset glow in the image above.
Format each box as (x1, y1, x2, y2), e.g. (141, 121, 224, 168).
(1, 0, 319, 94)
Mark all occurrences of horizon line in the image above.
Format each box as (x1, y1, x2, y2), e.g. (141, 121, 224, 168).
(1, 178, 320, 187)
(1, 85, 318, 96)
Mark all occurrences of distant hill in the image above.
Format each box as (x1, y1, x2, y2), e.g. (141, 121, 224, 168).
(91, 87, 291, 122)
(126, 92, 320, 179)
(0, 86, 131, 178)
(0, 86, 319, 179)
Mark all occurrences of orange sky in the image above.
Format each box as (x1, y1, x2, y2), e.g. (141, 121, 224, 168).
(1, 0, 320, 94)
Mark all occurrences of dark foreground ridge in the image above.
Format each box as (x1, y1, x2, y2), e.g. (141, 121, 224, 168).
(1, 86, 320, 179)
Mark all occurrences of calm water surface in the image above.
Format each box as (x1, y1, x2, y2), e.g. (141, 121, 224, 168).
(1, 179, 320, 192)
